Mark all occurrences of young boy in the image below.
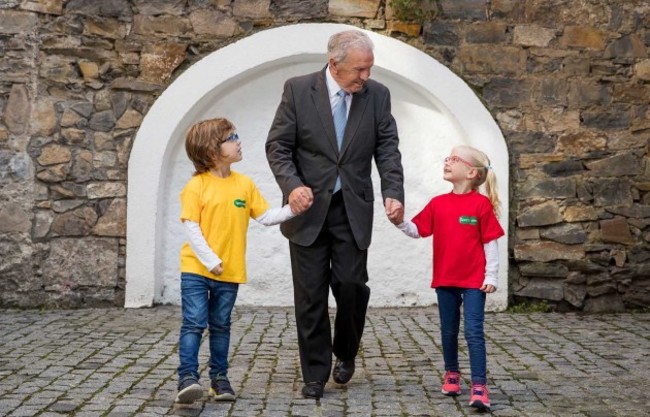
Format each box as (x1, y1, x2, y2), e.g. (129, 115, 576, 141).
(175, 117, 312, 403)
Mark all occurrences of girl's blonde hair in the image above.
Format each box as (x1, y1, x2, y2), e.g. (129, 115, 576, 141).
(454, 145, 501, 218)
(185, 118, 235, 175)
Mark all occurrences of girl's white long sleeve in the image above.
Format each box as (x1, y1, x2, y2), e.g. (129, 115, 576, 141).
(183, 220, 222, 272)
(483, 239, 499, 289)
(254, 204, 295, 226)
(397, 220, 420, 238)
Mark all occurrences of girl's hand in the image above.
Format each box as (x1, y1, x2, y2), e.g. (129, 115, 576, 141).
(480, 284, 496, 293)
(211, 264, 224, 276)
(385, 198, 404, 225)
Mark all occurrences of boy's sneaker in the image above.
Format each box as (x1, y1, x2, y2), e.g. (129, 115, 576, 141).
(441, 371, 461, 396)
(175, 378, 203, 403)
(210, 378, 236, 401)
(469, 383, 491, 410)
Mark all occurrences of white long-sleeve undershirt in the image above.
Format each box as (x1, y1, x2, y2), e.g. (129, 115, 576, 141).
(482, 239, 499, 288)
(397, 220, 500, 289)
(183, 205, 294, 272)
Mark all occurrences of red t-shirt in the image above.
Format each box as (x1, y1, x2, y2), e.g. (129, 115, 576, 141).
(412, 190, 504, 289)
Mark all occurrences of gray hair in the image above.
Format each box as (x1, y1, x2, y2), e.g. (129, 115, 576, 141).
(327, 30, 374, 64)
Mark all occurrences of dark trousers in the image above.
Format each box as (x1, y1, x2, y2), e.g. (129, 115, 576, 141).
(289, 192, 370, 383)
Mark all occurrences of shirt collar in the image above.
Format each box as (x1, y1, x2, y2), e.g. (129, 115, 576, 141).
(325, 65, 343, 99)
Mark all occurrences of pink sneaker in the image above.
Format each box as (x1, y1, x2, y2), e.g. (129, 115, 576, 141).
(441, 371, 461, 396)
(469, 383, 490, 410)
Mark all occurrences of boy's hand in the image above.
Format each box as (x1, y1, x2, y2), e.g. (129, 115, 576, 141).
(211, 264, 224, 276)
(289, 186, 313, 214)
(480, 284, 496, 293)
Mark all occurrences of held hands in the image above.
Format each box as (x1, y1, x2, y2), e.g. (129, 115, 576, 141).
(211, 263, 224, 276)
(288, 186, 314, 215)
(384, 198, 404, 225)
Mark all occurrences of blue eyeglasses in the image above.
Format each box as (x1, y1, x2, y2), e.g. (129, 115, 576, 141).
(225, 132, 239, 142)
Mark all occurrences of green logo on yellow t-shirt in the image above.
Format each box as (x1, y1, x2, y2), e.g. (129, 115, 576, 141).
(234, 199, 246, 208)
(459, 215, 477, 225)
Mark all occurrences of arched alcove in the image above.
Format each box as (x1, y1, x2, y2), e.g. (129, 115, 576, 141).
(125, 23, 509, 310)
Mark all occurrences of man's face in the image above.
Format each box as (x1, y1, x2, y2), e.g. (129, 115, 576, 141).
(329, 48, 374, 93)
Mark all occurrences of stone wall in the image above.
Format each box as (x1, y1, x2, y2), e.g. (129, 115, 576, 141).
(0, 0, 648, 311)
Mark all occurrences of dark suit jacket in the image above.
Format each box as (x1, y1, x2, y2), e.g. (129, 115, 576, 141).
(266, 68, 404, 250)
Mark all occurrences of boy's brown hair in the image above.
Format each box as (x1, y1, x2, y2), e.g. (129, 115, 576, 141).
(185, 118, 235, 175)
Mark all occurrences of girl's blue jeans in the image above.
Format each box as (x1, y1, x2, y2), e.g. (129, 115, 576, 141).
(436, 287, 487, 385)
(177, 273, 239, 383)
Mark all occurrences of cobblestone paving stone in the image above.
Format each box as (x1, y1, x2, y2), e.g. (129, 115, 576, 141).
(0, 307, 648, 417)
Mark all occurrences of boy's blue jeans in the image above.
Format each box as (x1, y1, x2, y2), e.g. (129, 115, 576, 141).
(436, 287, 487, 385)
(177, 273, 239, 383)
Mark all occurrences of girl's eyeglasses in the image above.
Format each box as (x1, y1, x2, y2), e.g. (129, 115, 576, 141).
(224, 133, 239, 142)
(444, 155, 474, 167)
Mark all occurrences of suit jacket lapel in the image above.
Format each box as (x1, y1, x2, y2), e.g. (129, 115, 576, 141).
(340, 85, 368, 157)
(311, 69, 339, 154)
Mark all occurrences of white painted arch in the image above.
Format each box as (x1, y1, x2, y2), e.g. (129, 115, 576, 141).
(125, 23, 509, 310)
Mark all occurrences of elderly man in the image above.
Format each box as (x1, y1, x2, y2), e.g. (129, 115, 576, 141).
(266, 30, 404, 399)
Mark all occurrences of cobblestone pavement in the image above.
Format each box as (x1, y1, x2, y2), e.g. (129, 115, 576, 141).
(0, 306, 648, 417)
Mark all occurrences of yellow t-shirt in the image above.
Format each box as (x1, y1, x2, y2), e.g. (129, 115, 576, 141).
(179, 171, 270, 284)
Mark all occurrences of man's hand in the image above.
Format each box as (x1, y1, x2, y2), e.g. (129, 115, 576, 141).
(211, 263, 224, 276)
(289, 186, 314, 214)
(384, 198, 404, 225)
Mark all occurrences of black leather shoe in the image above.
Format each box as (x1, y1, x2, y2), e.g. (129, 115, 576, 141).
(332, 358, 355, 384)
(301, 381, 324, 399)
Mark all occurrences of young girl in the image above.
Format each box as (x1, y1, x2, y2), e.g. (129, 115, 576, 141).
(175, 118, 312, 404)
(397, 145, 504, 411)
